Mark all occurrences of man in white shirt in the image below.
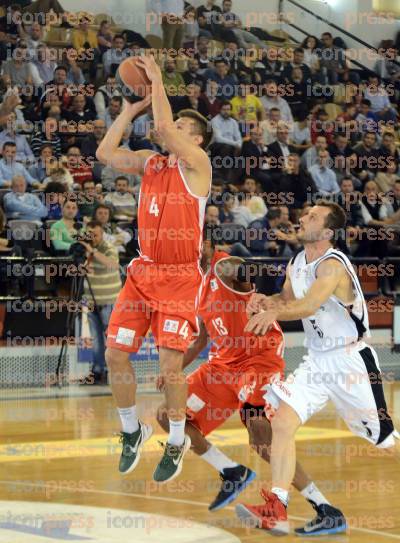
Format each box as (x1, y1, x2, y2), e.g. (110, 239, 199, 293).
(309, 149, 340, 195)
(211, 101, 242, 151)
(261, 80, 294, 126)
(104, 176, 137, 221)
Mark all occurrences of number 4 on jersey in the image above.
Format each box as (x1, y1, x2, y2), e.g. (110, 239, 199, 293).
(149, 197, 159, 216)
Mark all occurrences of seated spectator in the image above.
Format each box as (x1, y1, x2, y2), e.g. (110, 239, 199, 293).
(0, 112, 34, 163)
(194, 36, 211, 74)
(204, 57, 238, 100)
(352, 131, 378, 182)
(104, 176, 137, 220)
(162, 58, 186, 98)
(81, 119, 106, 160)
(60, 48, 86, 85)
(279, 153, 316, 209)
(363, 75, 397, 123)
(50, 199, 80, 252)
(182, 58, 204, 87)
(40, 92, 62, 121)
(0, 208, 11, 253)
(231, 190, 254, 227)
(336, 176, 364, 242)
(102, 34, 128, 78)
(386, 179, 400, 216)
(66, 146, 92, 187)
(99, 96, 122, 129)
(2, 39, 36, 87)
(254, 48, 284, 84)
(375, 158, 400, 193)
(260, 107, 281, 146)
(172, 82, 209, 117)
(310, 107, 334, 145)
(43, 181, 67, 220)
(261, 80, 293, 125)
(282, 47, 312, 84)
(285, 67, 309, 120)
(230, 80, 264, 130)
(290, 110, 311, 154)
(267, 122, 296, 174)
(3, 174, 47, 221)
(219, 191, 235, 223)
(246, 206, 293, 257)
(101, 163, 141, 194)
(301, 135, 328, 170)
(199, 80, 222, 119)
(30, 116, 62, 158)
(71, 12, 98, 58)
(79, 179, 103, 220)
(222, 42, 253, 81)
(329, 133, 354, 182)
(301, 35, 321, 76)
(94, 76, 121, 118)
(196, 0, 221, 38)
(242, 177, 267, 219)
(94, 204, 132, 253)
(319, 32, 351, 85)
(241, 125, 271, 189)
(0, 141, 38, 188)
(97, 20, 114, 55)
(42, 165, 74, 190)
(355, 98, 378, 135)
(309, 149, 340, 194)
(33, 44, 57, 85)
(29, 144, 56, 182)
(205, 204, 220, 225)
(183, 5, 200, 51)
(210, 100, 242, 152)
(377, 131, 400, 163)
(63, 93, 96, 125)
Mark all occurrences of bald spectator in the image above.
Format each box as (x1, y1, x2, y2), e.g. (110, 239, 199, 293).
(205, 204, 220, 225)
(3, 175, 47, 221)
(81, 119, 107, 159)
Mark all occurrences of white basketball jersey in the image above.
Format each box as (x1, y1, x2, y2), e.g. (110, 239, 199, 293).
(289, 248, 370, 352)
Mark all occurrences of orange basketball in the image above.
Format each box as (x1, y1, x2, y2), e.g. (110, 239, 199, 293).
(116, 56, 151, 103)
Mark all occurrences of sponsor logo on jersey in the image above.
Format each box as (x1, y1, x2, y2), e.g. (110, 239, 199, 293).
(238, 380, 256, 402)
(210, 279, 218, 291)
(163, 319, 179, 333)
(116, 327, 136, 346)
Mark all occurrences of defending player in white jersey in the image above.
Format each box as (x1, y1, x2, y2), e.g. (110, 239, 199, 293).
(235, 200, 397, 536)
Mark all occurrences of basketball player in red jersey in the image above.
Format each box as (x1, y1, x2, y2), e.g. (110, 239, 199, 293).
(96, 55, 212, 483)
(156, 227, 345, 531)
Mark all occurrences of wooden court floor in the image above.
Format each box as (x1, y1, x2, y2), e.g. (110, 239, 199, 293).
(1, 384, 399, 542)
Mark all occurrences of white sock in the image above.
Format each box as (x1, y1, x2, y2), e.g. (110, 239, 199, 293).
(168, 418, 185, 446)
(301, 482, 330, 507)
(201, 445, 239, 472)
(118, 405, 139, 433)
(272, 487, 289, 507)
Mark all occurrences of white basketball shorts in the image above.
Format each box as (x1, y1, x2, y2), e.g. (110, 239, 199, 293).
(263, 342, 395, 448)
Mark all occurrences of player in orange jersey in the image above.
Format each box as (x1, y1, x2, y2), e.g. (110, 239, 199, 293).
(156, 226, 345, 530)
(96, 55, 212, 483)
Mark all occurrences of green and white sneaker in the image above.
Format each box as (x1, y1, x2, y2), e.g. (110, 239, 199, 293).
(118, 421, 153, 474)
(153, 435, 191, 483)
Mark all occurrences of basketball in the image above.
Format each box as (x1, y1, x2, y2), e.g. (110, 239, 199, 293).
(115, 56, 151, 103)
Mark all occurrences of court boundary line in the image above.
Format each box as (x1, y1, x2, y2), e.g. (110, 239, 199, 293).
(0, 480, 399, 540)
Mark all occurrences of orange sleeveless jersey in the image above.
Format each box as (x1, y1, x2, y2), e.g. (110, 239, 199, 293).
(198, 251, 285, 367)
(137, 153, 209, 264)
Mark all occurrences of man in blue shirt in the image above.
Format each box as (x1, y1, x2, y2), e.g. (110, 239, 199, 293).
(309, 149, 340, 195)
(204, 58, 238, 100)
(3, 175, 47, 222)
(0, 113, 34, 164)
(0, 142, 39, 188)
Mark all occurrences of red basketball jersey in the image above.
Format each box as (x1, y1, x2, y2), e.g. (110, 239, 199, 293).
(137, 153, 210, 264)
(199, 251, 285, 366)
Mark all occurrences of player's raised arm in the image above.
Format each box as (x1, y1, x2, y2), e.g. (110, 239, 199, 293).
(96, 95, 154, 175)
(136, 55, 211, 196)
(245, 259, 345, 335)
